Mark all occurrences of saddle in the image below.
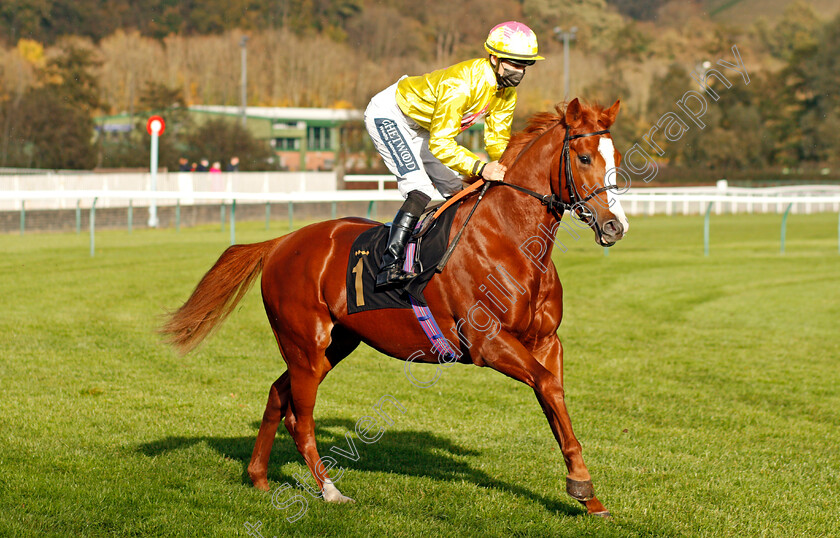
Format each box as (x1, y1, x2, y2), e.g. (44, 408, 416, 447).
(345, 200, 462, 314)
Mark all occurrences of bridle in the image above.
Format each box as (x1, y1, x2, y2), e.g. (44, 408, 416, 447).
(495, 124, 617, 224)
(436, 124, 619, 271)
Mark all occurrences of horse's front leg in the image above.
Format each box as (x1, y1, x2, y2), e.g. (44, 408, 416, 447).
(481, 332, 610, 517)
(531, 336, 610, 516)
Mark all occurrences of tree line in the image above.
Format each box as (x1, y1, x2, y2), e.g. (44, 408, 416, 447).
(0, 0, 362, 44)
(0, 0, 837, 179)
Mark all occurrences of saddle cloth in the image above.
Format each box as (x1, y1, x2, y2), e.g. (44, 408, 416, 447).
(346, 201, 461, 315)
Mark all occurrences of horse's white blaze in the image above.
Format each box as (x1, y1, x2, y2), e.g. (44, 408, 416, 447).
(598, 137, 629, 233)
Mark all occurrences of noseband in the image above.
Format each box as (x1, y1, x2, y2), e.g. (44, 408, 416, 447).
(497, 125, 617, 222)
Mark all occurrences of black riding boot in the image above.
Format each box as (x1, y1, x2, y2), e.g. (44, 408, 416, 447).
(375, 190, 431, 290)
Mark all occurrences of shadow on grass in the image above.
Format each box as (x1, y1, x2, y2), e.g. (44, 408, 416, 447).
(136, 417, 585, 518)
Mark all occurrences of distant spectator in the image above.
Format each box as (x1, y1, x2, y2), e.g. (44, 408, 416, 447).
(226, 156, 240, 172)
(210, 161, 223, 191)
(196, 159, 210, 172)
(190, 162, 198, 172)
(178, 157, 190, 171)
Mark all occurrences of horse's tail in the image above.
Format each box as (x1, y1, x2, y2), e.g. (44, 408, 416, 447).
(160, 238, 281, 355)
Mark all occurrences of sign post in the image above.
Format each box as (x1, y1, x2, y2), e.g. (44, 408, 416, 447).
(146, 116, 166, 228)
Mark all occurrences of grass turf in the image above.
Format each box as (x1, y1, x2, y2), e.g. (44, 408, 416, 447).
(1, 212, 838, 537)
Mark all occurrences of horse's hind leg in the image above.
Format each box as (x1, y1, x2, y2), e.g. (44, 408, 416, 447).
(283, 329, 360, 501)
(283, 354, 355, 503)
(248, 324, 360, 497)
(247, 371, 291, 491)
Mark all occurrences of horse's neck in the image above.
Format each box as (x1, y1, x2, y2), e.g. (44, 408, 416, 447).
(494, 129, 562, 239)
(507, 122, 565, 195)
(471, 143, 561, 266)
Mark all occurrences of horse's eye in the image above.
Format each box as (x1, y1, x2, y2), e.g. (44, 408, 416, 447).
(578, 154, 591, 165)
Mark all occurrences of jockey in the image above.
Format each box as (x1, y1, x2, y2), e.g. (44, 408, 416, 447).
(365, 21, 544, 290)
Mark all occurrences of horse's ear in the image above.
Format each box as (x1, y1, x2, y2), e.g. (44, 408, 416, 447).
(564, 98, 583, 128)
(600, 99, 621, 128)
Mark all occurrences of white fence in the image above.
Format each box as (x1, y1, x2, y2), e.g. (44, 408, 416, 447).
(619, 184, 840, 216)
(3, 177, 840, 256)
(0, 171, 337, 211)
(2, 174, 840, 215)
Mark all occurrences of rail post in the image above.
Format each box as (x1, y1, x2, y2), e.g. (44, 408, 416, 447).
(704, 201, 713, 256)
(220, 203, 225, 232)
(19, 200, 25, 236)
(780, 202, 793, 255)
(288, 201, 294, 231)
(90, 197, 98, 257)
(230, 199, 236, 245)
(76, 200, 81, 234)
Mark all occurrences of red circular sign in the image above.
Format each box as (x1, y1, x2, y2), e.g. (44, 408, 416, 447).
(146, 115, 166, 136)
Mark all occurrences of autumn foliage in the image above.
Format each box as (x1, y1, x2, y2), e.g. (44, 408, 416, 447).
(1, 0, 839, 176)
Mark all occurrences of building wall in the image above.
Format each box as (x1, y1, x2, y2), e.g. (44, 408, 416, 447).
(275, 151, 338, 172)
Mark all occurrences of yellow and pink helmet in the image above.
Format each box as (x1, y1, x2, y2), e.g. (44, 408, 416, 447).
(484, 21, 545, 62)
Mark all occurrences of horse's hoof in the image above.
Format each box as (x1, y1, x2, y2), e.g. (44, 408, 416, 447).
(326, 494, 355, 504)
(578, 499, 611, 518)
(322, 480, 355, 503)
(566, 477, 595, 501)
(323, 490, 355, 503)
(251, 478, 270, 492)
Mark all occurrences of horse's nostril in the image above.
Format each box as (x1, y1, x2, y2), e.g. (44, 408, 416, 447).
(605, 219, 624, 236)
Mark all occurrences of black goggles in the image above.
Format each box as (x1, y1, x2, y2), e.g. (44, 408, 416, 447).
(501, 58, 536, 68)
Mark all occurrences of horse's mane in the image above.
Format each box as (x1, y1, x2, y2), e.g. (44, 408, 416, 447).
(500, 101, 608, 166)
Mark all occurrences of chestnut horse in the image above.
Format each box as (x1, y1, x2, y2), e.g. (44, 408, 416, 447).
(162, 98, 628, 517)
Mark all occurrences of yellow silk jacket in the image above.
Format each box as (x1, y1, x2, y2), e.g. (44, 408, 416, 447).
(395, 58, 516, 177)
